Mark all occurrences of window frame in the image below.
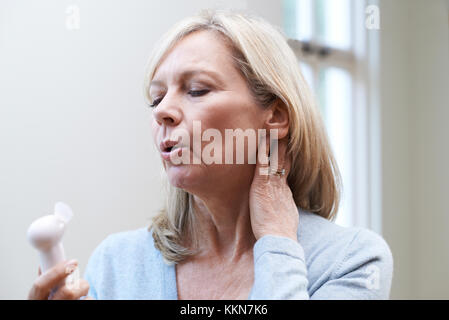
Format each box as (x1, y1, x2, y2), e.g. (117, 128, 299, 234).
(285, 0, 382, 233)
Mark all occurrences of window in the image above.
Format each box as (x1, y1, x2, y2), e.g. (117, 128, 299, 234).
(283, 0, 381, 232)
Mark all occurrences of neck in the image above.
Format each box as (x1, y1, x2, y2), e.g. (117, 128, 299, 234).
(189, 170, 256, 262)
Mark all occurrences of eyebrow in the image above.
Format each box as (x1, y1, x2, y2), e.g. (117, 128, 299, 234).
(149, 69, 225, 89)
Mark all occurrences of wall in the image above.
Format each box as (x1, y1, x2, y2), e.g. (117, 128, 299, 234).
(379, 0, 449, 299)
(1, 0, 448, 300)
(378, 0, 413, 299)
(0, 0, 282, 299)
(407, 0, 449, 299)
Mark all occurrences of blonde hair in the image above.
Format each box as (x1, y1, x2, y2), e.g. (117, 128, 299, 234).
(143, 9, 341, 264)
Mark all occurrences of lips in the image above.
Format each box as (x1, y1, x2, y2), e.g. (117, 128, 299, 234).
(160, 139, 178, 152)
(159, 139, 183, 161)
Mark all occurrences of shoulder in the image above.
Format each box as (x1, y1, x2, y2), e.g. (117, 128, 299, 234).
(83, 227, 162, 299)
(95, 227, 155, 253)
(298, 209, 392, 259)
(85, 227, 159, 268)
(297, 209, 393, 298)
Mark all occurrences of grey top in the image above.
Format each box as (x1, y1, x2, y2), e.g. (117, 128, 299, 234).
(84, 209, 393, 299)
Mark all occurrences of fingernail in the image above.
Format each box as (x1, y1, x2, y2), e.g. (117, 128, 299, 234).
(65, 259, 78, 274)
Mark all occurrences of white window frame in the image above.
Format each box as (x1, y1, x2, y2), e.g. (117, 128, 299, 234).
(286, 0, 382, 233)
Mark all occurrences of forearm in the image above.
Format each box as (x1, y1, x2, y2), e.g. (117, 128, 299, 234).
(248, 235, 309, 300)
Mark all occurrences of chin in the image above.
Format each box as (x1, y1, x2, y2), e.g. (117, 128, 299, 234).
(165, 164, 202, 191)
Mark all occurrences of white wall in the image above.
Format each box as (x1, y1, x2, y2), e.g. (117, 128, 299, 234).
(378, 0, 413, 299)
(407, 0, 449, 299)
(379, 0, 449, 299)
(0, 0, 282, 299)
(2, 0, 448, 300)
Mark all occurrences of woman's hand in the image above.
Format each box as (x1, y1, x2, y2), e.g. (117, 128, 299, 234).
(249, 135, 299, 242)
(28, 260, 94, 300)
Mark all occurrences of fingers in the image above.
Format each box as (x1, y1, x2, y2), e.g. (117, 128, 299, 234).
(267, 133, 289, 180)
(50, 279, 90, 300)
(28, 259, 78, 300)
(276, 137, 291, 178)
(254, 131, 291, 181)
(255, 132, 270, 180)
(275, 137, 287, 169)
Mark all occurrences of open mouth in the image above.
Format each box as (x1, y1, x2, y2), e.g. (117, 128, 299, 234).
(160, 143, 184, 162)
(160, 139, 185, 162)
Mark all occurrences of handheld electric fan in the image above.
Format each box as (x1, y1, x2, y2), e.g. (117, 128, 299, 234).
(27, 202, 73, 273)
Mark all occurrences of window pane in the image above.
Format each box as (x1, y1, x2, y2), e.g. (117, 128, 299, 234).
(283, 0, 312, 41)
(315, 0, 351, 49)
(284, 0, 351, 48)
(318, 67, 353, 227)
(295, 0, 313, 41)
(299, 62, 314, 90)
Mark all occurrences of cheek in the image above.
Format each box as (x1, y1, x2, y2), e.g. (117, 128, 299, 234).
(204, 110, 261, 136)
(151, 120, 159, 144)
(200, 105, 247, 131)
(197, 97, 263, 157)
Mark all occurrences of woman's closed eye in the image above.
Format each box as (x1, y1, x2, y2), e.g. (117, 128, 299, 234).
(188, 89, 209, 97)
(149, 89, 210, 108)
(150, 97, 163, 108)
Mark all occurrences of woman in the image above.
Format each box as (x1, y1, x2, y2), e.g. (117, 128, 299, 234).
(28, 9, 393, 300)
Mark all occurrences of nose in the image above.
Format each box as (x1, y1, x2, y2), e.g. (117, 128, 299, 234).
(152, 92, 182, 127)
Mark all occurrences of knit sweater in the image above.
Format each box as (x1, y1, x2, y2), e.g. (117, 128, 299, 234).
(84, 209, 393, 299)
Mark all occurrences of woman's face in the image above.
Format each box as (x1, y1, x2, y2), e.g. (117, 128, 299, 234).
(149, 30, 268, 195)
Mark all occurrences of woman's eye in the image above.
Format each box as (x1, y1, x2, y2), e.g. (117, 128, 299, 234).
(149, 89, 209, 107)
(150, 97, 162, 108)
(188, 89, 209, 97)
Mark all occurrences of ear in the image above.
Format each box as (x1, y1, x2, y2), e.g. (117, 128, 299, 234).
(264, 99, 289, 140)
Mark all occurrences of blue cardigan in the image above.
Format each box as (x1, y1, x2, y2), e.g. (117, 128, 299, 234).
(84, 209, 393, 299)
